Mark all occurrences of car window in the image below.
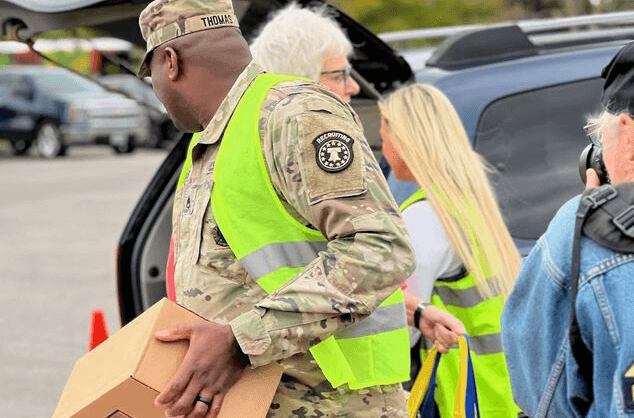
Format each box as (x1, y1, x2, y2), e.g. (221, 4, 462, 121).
(474, 77, 604, 239)
(2, 75, 32, 96)
(143, 87, 164, 111)
(0, 75, 13, 102)
(33, 71, 104, 94)
(104, 77, 138, 96)
(14, 76, 32, 89)
(0, 74, 13, 87)
(130, 81, 147, 100)
(101, 75, 165, 111)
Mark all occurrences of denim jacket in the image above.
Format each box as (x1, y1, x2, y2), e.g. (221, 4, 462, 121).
(502, 194, 634, 418)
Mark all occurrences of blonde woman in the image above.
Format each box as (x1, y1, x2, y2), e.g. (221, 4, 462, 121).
(379, 84, 522, 417)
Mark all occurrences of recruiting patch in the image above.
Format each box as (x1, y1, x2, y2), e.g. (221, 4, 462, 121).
(624, 361, 634, 411)
(312, 131, 355, 173)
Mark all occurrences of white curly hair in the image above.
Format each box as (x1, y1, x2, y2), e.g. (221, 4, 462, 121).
(584, 108, 632, 145)
(249, 2, 354, 81)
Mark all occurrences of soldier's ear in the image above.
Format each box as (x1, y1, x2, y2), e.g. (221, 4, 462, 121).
(163, 47, 181, 81)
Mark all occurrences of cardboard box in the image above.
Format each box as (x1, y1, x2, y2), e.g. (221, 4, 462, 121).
(52, 298, 283, 418)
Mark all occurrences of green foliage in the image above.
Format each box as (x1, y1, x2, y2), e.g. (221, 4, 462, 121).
(331, 0, 500, 34)
(598, 0, 634, 12)
(33, 27, 102, 40)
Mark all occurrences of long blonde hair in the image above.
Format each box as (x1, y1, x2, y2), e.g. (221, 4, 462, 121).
(378, 84, 520, 298)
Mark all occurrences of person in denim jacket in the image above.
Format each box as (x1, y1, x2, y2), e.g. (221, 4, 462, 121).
(502, 40, 634, 418)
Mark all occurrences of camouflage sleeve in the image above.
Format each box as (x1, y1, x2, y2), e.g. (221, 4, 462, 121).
(230, 85, 415, 367)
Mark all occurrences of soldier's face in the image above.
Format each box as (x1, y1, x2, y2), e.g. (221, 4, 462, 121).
(319, 51, 360, 104)
(149, 50, 178, 123)
(149, 46, 200, 132)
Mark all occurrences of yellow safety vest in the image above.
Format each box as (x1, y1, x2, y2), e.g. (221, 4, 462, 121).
(178, 72, 410, 390)
(401, 189, 520, 418)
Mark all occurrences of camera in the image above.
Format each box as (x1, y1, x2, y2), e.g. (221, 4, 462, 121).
(578, 143, 609, 185)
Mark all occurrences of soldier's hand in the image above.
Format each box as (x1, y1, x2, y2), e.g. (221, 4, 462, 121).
(419, 306, 465, 353)
(585, 168, 601, 190)
(153, 321, 249, 418)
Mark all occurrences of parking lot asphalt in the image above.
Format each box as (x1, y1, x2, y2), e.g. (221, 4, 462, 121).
(0, 144, 167, 417)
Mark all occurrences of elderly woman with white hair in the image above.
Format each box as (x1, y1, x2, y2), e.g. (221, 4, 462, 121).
(250, 1, 467, 356)
(250, 2, 360, 103)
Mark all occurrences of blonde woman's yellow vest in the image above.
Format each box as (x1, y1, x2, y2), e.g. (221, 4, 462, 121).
(177, 72, 410, 390)
(400, 189, 520, 418)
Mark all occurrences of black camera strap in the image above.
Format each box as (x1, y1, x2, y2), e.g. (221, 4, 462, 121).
(570, 186, 614, 412)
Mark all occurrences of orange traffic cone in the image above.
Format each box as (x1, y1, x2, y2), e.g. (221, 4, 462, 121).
(89, 309, 109, 351)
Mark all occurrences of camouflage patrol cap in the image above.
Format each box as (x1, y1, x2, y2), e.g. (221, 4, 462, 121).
(138, 0, 239, 77)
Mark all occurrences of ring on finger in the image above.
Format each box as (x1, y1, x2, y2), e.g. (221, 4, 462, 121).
(194, 395, 212, 408)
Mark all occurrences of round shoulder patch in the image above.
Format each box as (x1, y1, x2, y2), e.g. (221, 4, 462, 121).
(312, 131, 355, 173)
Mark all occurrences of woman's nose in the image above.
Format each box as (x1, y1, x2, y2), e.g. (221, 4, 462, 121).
(347, 77, 360, 97)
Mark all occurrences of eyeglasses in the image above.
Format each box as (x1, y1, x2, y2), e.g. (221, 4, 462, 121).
(319, 67, 353, 83)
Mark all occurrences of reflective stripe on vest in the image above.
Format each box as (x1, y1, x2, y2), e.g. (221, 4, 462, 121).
(204, 72, 409, 390)
(241, 241, 327, 284)
(400, 189, 520, 417)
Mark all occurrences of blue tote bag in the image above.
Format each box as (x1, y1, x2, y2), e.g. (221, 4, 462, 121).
(408, 335, 480, 418)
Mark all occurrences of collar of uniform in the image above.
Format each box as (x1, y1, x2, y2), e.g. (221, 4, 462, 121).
(196, 61, 266, 145)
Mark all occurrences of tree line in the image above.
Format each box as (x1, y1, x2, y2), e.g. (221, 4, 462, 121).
(330, 0, 633, 35)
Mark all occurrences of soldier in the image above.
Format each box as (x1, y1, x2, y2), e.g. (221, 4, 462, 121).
(137, 0, 430, 417)
(249, 0, 466, 371)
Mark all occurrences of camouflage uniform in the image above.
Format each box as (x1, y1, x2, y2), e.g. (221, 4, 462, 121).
(171, 62, 415, 417)
(139, 2, 415, 416)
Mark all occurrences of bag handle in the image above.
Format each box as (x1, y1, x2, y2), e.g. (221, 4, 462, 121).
(408, 335, 480, 418)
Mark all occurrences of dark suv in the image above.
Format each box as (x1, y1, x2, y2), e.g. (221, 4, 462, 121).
(0, 65, 146, 157)
(0, 67, 64, 155)
(1, 0, 631, 323)
(382, 16, 634, 255)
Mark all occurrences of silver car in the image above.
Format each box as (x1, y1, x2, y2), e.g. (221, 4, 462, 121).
(98, 73, 178, 149)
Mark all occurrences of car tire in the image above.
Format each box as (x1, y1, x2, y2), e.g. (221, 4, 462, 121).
(113, 136, 136, 154)
(11, 139, 32, 156)
(35, 122, 65, 159)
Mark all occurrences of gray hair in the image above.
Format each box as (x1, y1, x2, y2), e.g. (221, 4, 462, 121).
(584, 109, 630, 145)
(249, 2, 354, 81)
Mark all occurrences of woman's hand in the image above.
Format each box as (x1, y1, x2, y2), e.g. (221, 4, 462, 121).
(419, 305, 465, 353)
(404, 292, 465, 353)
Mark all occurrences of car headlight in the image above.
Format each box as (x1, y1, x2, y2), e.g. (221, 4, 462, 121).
(66, 105, 90, 123)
